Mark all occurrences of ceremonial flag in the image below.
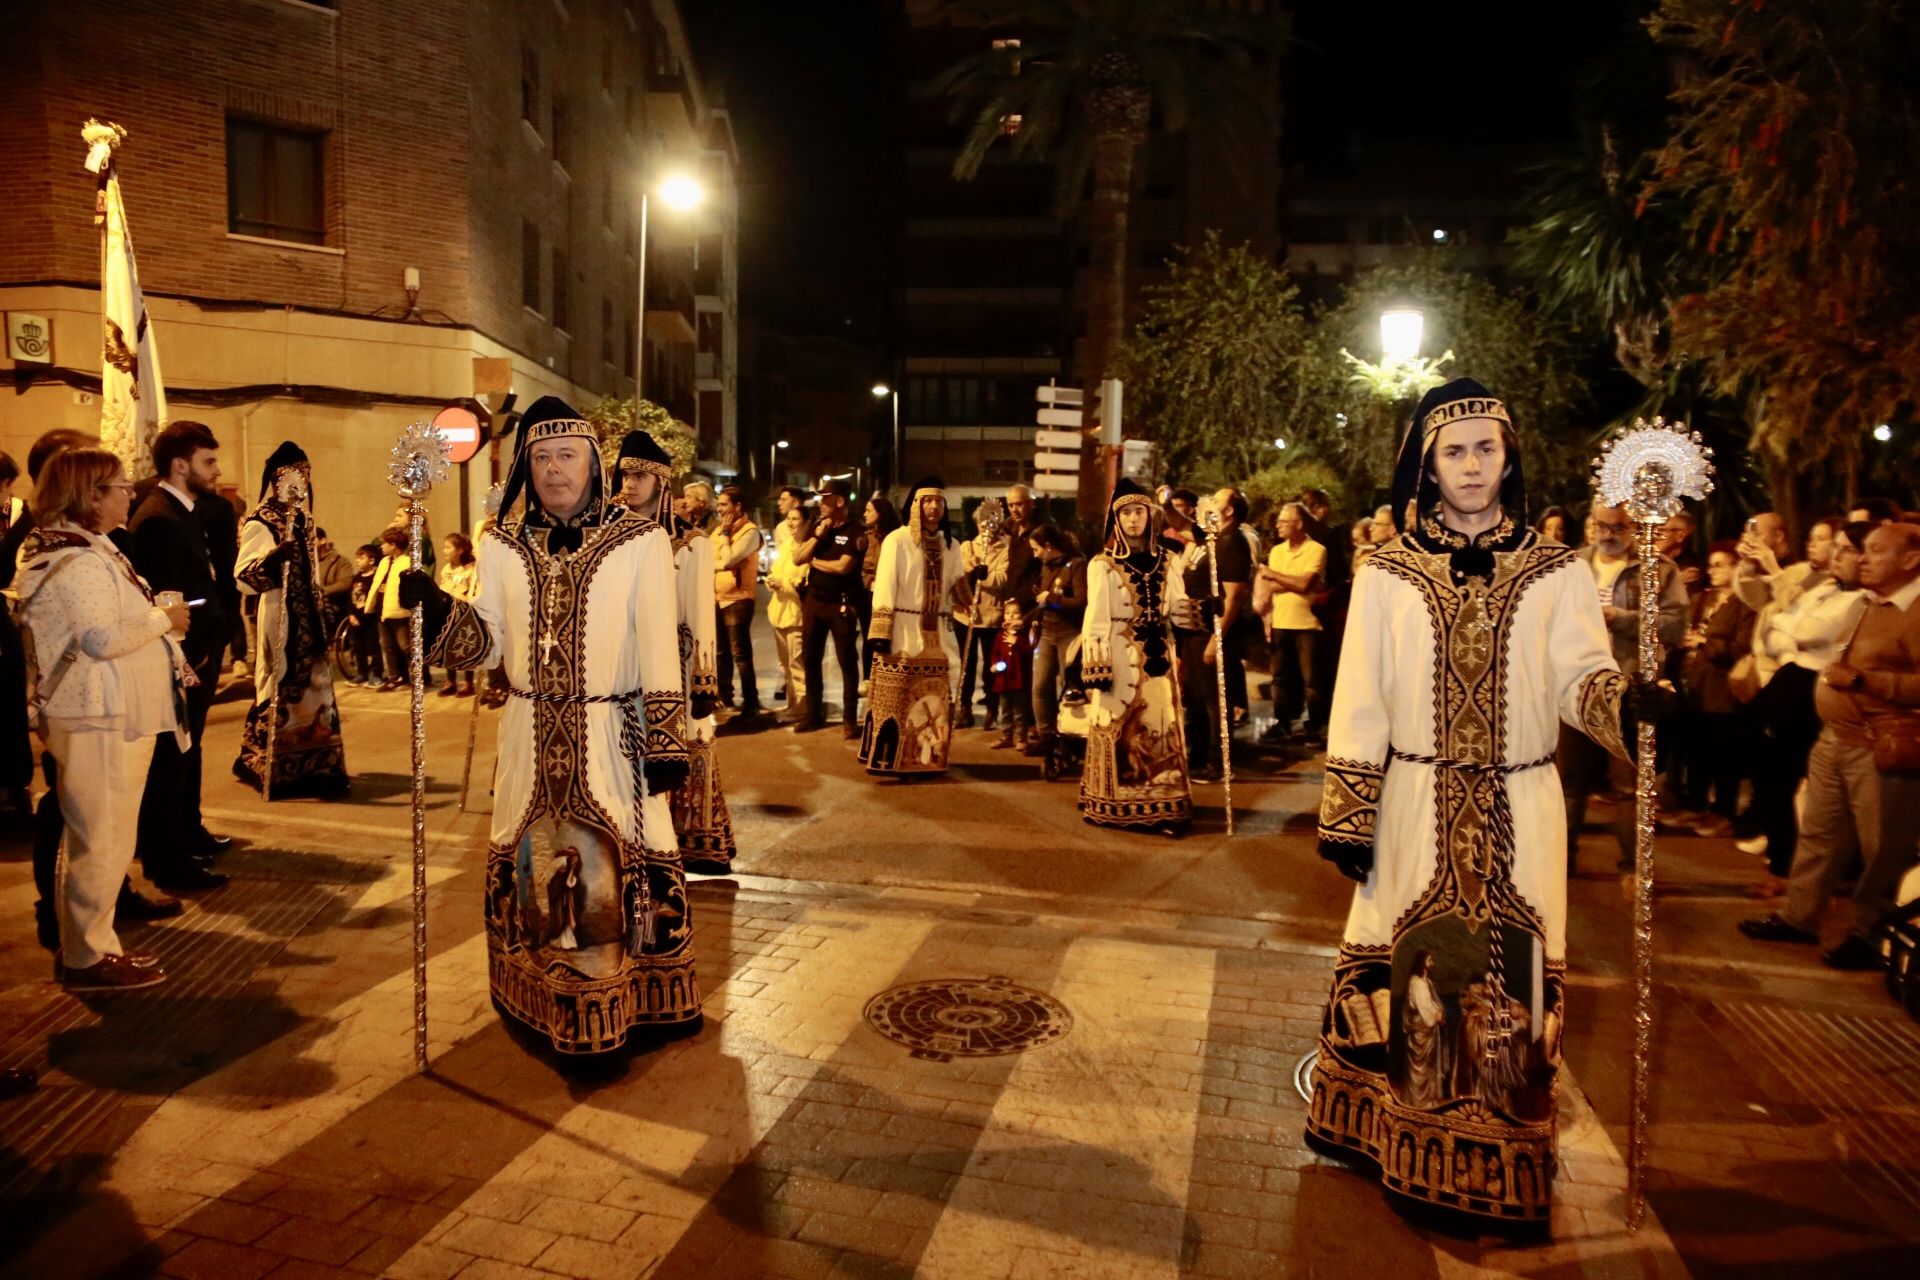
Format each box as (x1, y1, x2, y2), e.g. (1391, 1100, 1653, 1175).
(83, 119, 167, 473)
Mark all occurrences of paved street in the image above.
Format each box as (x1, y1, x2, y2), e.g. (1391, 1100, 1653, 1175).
(2, 640, 1918, 1279)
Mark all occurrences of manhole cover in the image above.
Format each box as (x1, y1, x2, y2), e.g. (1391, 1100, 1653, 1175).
(863, 976, 1072, 1062)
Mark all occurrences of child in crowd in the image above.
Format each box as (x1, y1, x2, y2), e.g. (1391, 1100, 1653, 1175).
(347, 542, 383, 686)
(437, 532, 479, 697)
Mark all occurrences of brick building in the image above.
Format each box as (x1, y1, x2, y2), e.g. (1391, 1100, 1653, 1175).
(0, 0, 736, 540)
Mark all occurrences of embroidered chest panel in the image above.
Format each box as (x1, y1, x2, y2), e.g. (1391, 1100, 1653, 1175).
(504, 516, 654, 834)
(1368, 541, 1575, 933)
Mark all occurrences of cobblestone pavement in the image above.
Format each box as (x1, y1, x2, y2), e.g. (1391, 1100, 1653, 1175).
(0, 672, 1916, 1278)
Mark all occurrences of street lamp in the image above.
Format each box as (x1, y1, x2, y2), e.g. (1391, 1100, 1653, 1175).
(771, 438, 788, 487)
(634, 171, 707, 401)
(1380, 307, 1424, 364)
(1875, 423, 1894, 443)
(872, 382, 898, 490)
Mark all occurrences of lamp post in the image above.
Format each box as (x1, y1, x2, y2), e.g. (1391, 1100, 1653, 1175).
(770, 438, 788, 489)
(872, 382, 898, 491)
(633, 172, 707, 402)
(1379, 306, 1424, 365)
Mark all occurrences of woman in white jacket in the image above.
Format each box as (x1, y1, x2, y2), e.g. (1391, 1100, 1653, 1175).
(13, 448, 189, 992)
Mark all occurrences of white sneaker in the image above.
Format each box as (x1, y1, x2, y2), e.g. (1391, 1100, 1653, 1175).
(1735, 834, 1768, 856)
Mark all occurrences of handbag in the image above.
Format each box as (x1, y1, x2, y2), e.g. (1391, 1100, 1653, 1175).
(1727, 653, 1762, 703)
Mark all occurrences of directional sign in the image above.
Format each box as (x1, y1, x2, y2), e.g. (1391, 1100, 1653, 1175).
(1036, 385, 1084, 406)
(1037, 407, 1083, 428)
(1034, 428, 1082, 451)
(1032, 472, 1080, 494)
(431, 405, 485, 465)
(1034, 450, 1081, 471)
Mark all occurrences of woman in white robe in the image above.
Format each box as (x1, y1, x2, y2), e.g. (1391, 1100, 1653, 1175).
(860, 477, 965, 776)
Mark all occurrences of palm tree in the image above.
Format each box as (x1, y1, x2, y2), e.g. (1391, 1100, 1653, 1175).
(925, 0, 1276, 513)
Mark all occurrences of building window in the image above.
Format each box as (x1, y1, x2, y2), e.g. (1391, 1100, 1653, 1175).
(521, 46, 540, 127)
(602, 298, 614, 364)
(522, 221, 541, 312)
(551, 95, 570, 169)
(226, 118, 325, 245)
(552, 247, 570, 331)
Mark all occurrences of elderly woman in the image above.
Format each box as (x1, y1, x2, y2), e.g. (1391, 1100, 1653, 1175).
(13, 447, 190, 992)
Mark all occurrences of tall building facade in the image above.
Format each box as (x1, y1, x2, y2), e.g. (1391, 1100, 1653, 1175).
(0, 0, 736, 539)
(889, 0, 1283, 497)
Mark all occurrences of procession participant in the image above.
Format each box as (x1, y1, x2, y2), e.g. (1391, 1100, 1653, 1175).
(232, 443, 348, 797)
(618, 432, 732, 873)
(1080, 479, 1192, 833)
(861, 476, 965, 776)
(1305, 377, 1657, 1226)
(405, 396, 698, 1053)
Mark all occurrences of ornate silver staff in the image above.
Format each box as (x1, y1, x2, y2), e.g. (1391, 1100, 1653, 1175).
(1592, 416, 1713, 1231)
(388, 420, 450, 1072)
(1199, 502, 1234, 835)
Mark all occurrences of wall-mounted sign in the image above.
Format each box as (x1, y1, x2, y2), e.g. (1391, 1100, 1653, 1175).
(7, 313, 53, 364)
(431, 405, 485, 465)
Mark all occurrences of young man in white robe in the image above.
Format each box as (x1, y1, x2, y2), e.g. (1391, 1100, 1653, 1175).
(1304, 377, 1664, 1227)
(617, 431, 733, 874)
(406, 397, 697, 1055)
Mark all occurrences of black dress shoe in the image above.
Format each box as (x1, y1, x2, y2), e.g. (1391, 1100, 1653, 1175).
(1737, 914, 1818, 944)
(1821, 934, 1883, 971)
(0, 1067, 37, 1098)
(117, 888, 184, 922)
(153, 864, 228, 892)
(191, 831, 234, 856)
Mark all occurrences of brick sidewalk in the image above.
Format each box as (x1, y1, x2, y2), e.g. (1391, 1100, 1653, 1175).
(3, 858, 1683, 1279)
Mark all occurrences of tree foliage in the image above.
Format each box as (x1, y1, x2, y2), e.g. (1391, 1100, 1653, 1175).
(584, 397, 697, 481)
(1294, 260, 1591, 510)
(1645, 0, 1920, 478)
(1115, 232, 1311, 486)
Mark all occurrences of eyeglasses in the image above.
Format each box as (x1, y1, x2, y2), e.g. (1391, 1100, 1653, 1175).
(97, 482, 135, 494)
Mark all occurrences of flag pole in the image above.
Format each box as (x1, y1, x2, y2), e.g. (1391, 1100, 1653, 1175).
(1200, 504, 1234, 835)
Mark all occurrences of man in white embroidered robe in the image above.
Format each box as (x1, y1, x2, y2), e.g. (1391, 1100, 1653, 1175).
(1305, 378, 1654, 1227)
(410, 397, 696, 1055)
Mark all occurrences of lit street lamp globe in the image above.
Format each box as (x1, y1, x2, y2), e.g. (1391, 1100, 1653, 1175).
(871, 383, 891, 399)
(657, 173, 705, 212)
(1380, 307, 1424, 363)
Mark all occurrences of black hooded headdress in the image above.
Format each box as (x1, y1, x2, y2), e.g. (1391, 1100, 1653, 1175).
(1390, 376, 1528, 575)
(258, 440, 311, 502)
(616, 429, 674, 525)
(495, 395, 604, 532)
(1104, 477, 1159, 557)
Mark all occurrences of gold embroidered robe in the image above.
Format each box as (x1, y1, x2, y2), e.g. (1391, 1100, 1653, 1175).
(1307, 531, 1628, 1224)
(669, 518, 732, 869)
(431, 508, 697, 1054)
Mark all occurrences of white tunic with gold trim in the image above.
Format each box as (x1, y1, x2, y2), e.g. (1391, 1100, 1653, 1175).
(860, 524, 964, 776)
(1306, 529, 1627, 1224)
(669, 517, 733, 869)
(430, 506, 697, 1054)
(1079, 549, 1190, 830)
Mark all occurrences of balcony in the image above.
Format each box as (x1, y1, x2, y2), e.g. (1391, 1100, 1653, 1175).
(644, 276, 696, 345)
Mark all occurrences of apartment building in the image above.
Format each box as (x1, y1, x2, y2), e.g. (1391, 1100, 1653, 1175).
(0, 0, 736, 538)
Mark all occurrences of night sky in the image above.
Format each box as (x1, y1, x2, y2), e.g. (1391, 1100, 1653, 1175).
(685, 1, 1644, 343)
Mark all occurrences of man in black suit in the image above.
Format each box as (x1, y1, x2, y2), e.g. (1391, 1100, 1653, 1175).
(127, 421, 232, 890)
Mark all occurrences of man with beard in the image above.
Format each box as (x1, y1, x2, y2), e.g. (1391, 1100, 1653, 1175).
(1305, 378, 1661, 1227)
(404, 396, 698, 1054)
(127, 421, 232, 891)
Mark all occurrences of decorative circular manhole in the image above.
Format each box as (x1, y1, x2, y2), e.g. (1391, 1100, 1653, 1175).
(863, 976, 1072, 1062)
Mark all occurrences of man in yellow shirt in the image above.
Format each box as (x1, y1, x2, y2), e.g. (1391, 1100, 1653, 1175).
(1259, 502, 1326, 743)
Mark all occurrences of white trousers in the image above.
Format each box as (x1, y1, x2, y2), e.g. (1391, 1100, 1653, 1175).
(49, 722, 157, 969)
(773, 625, 806, 703)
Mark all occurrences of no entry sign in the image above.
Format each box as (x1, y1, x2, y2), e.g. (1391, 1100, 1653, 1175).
(431, 405, 484, 465)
